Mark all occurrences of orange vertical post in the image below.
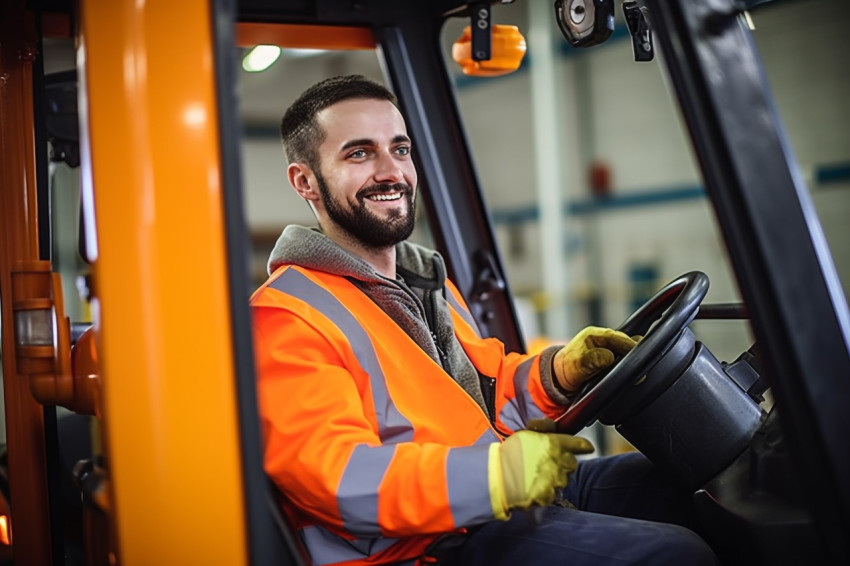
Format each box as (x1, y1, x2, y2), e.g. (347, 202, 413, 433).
(77, 0, 249, 564)
(0, 2, 55, 565)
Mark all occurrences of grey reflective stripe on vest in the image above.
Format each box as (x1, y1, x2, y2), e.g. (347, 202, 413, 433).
(300, 524, 400, 565)
(446, 444, 496, 526)
(445, 290, 482, 338)
(497, 357, 545, 430)
(474, 427, 500, 445)
(270, 268, 414, 444)
(301, 444, 493, 564)
(337, 444, 395, 535)
(337, 443, 494, 540)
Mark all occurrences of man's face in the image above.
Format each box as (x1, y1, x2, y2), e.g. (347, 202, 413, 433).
(311, 98, 418, 248)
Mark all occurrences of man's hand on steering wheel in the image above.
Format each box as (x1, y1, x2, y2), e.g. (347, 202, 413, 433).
(553, 327, 639, 393)
(553, 273, 709, 433)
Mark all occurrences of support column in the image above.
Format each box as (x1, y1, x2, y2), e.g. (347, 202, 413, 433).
(528, 2, 574, 339)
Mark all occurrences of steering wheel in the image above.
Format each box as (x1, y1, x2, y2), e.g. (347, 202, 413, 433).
(554, 271, 710, 434)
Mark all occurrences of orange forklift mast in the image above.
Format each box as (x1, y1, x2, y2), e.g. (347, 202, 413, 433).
(0, 3, 57, 565)
(1, 0, 254, 564)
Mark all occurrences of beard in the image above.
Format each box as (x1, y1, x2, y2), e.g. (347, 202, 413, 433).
(315, 170, 416, 248)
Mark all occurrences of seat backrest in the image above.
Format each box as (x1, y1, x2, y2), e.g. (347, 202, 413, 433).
(267, 480, 312, 566)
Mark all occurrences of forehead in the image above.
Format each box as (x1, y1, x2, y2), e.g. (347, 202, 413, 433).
(315, 98, 407, 148)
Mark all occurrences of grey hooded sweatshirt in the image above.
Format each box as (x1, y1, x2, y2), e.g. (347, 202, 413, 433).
(266, 225, 569, 420)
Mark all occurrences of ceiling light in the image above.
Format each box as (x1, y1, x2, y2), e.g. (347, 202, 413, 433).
(242, 45, 281, 72)
(281, 48, 328, 58)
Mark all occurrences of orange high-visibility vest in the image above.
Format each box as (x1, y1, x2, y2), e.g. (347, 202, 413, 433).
(251, 264, 564, 566)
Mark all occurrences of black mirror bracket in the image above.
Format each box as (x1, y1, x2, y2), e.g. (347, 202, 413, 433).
(469, 3, 492, 61)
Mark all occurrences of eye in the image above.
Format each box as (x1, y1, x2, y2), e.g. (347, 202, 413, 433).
(347, 149, 367, 159)
(395, 145, 411, 156)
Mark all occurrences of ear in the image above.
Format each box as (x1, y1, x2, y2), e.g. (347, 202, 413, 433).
(288, 163, 320, 202)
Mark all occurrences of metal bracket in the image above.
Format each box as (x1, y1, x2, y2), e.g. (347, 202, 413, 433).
(554, 0, 615, 48)
(470, 3, 492, 61)
(623, 1, 654, 62)
(471, 249, 506, 303)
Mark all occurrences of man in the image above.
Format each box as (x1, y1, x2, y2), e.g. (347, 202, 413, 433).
(251, 75, 718, 566)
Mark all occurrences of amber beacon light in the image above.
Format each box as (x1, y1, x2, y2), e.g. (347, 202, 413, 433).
(452, 24, 526, 77)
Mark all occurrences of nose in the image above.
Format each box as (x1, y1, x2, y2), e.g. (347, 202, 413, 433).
(373, 151, 404, 184)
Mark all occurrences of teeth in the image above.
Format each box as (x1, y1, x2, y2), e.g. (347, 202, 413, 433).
(369, 193, 402, 201)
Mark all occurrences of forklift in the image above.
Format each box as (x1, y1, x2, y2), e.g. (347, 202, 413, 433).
(0, 0, 847, 564)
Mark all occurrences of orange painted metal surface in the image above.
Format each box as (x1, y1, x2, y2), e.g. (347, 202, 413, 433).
(13, 261, 77, 410)
(78, 0, 248, 564)
(0, 3, 56, 565)
(70, 326, 102, 417)
(236, 22, 375, 49)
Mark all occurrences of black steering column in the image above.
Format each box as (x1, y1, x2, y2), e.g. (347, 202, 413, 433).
(555, 272, 766, 489)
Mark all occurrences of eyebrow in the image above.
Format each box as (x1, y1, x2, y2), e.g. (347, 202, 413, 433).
(340, 135, 411, 152)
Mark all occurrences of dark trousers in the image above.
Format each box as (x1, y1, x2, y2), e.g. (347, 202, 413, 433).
(440, 452, 720, 566)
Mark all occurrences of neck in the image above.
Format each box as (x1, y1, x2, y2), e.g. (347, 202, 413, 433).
(322, 224, 397, 279)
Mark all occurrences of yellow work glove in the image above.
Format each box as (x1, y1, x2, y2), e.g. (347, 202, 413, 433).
(553, 326, 638, 393)
(488, 430, 594, 520)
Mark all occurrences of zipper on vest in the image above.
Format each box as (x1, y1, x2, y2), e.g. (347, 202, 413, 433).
(413, 283, 447, 370)
(479, 375, 497, 426)
(394, 275, 445, 369)
(431, 330, 449, 370)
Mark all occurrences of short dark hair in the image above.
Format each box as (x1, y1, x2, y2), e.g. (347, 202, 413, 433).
(280, 75, 397, 170)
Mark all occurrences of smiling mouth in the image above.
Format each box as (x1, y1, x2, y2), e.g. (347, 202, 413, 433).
(367, 192, 403, 201)
(359, 183, 412, 203)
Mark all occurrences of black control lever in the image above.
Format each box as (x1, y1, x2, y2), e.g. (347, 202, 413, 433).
(623, 1, 654, 62)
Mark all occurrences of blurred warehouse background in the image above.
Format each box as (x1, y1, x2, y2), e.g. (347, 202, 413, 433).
(235, 0, 849, 364)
